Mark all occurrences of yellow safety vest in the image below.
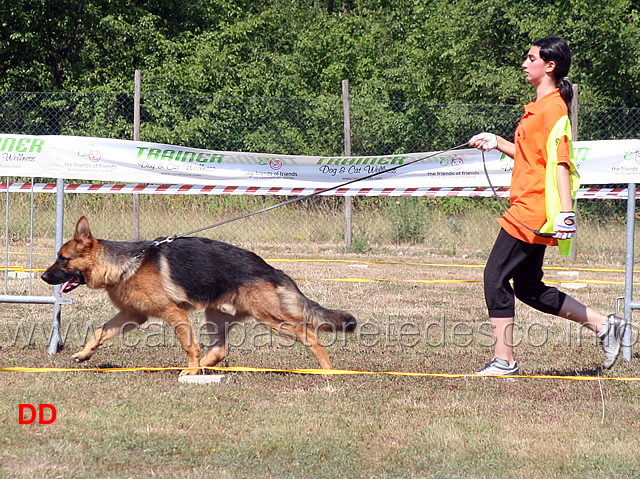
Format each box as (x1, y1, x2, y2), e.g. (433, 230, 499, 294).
(539, 115, 581, 256)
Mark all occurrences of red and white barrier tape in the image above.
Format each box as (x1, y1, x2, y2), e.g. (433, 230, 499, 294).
(0, 183, 635, 199)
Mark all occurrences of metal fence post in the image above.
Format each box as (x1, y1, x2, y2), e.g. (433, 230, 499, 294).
(132, 69, 142, 240)
(570, 83, 579, 261)
(342, 79, 352, 249)
(48, 177, 65, 354)
(622, 183, 637, 362)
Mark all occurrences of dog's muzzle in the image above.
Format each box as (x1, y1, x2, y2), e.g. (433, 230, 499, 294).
(41, 269, 85, 293)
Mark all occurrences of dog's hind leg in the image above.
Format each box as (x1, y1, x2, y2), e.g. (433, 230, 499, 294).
(199, 308, 234, 368)
(296, 325, 333, 369)
(72, 310, 146, 363)
(247, 283, 334, 369)
(269, 318, 333, 369)
(161, 305, 201, 376)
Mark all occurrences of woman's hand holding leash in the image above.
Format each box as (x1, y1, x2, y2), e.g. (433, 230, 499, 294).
(469, 132, 498, 151)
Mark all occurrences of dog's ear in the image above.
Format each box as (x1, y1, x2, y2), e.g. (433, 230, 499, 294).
(74, 216, 93, 247)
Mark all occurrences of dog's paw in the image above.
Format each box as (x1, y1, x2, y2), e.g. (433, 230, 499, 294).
(71, 351, 92, 362)
(179, 368, 200, 376)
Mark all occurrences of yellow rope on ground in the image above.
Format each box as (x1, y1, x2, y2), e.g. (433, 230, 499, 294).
(267, 258, 639, 274)
(4, 258, 638, 283)
(293, 277, 636, 286)
(1, 365, 639, 382)
(6, 258, 638, 275)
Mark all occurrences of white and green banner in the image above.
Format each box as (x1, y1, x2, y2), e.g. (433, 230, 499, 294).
(1, 134, 639, 190)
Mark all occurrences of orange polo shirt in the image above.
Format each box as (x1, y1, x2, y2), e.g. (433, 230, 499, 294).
(498, 89, 571, 245)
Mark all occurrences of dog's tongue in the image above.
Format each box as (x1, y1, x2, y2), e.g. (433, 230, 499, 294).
(61, 279, 79, 293)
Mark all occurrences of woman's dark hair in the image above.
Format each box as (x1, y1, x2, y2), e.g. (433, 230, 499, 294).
(533, 36, 573, 107)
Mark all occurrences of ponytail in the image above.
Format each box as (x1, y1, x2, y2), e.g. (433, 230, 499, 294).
(558, 77, 573, 109)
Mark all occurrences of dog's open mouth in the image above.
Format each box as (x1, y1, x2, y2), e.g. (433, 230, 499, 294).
(61, 278, 80, 293)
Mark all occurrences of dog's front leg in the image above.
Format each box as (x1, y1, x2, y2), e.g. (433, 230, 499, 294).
(163, 307, 201, 376)
(200, 308, 236, 368)
(72, 310, 145, 362)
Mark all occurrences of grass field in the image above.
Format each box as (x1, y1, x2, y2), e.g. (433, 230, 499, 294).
(1, 243, 640, 478)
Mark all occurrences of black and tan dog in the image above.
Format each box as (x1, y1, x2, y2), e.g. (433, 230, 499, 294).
(42, 216, 356, 375)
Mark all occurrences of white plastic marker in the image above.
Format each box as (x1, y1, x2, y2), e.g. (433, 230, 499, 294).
(178, 374, 226, 384)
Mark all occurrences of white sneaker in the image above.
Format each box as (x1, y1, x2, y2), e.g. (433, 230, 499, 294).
(475, 358, 519, 376)
(600, 315, 626, 369)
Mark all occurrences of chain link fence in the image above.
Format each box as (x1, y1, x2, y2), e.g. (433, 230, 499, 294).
(0, 90, 638, 265)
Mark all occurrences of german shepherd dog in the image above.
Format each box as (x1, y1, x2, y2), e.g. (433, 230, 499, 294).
(42, 217, 356, 375)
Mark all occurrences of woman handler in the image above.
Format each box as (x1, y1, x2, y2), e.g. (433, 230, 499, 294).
(469, 37, 625, 376)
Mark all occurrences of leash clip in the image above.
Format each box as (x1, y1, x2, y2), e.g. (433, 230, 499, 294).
(134, 235, 175, 259)
(151, 236, 175, 248)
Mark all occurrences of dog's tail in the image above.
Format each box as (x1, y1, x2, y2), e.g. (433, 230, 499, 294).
(275, 274, 356, 333)
(302, 295, 357, 333)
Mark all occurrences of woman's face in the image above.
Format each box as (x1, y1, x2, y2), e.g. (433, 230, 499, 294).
(522, 46, 554, 85)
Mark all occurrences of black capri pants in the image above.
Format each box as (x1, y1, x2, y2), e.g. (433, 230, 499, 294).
(484, 228, 567, 318)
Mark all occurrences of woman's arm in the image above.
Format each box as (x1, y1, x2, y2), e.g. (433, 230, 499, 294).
(557, 163, 574, 211)
(495, 136, 515, 159)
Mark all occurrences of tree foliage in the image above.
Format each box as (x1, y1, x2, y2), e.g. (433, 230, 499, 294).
(1, 0, 639, 107)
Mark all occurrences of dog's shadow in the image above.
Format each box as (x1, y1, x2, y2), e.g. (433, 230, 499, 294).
(535, 366, 604, 377)
(94, 362, 292, 376)
(95, 362, 166, 374)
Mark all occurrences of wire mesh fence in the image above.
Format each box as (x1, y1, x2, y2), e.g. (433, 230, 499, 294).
(0, 90, 637, 264)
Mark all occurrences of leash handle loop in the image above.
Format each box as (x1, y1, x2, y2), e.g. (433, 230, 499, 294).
(481, 150, 556, 238)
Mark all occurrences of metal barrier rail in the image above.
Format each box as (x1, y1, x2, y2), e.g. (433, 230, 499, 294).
(0, 177, 71, 354)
